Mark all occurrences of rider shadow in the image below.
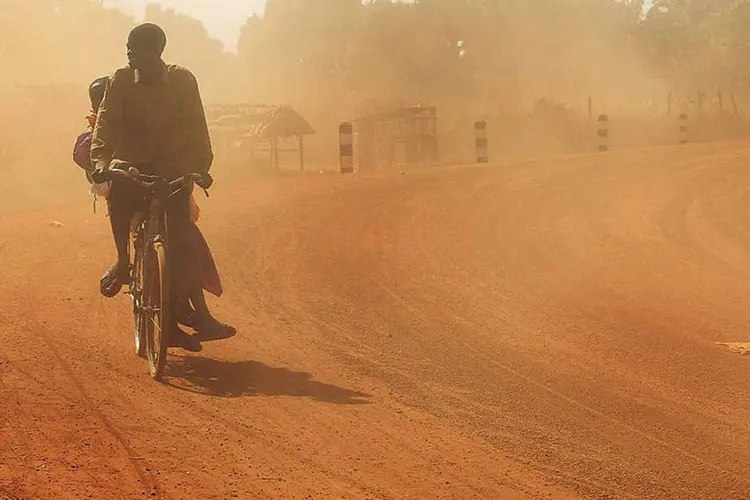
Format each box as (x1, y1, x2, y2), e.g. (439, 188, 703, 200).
(165, 355, 372, 405)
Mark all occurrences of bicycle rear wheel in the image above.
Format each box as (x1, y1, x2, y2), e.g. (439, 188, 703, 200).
(143, 241, 170, 380)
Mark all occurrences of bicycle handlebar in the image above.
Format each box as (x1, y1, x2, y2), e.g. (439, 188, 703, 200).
(91, 166, 207, 191)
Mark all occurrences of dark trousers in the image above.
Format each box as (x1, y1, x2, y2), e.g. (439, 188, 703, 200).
(107, 179, 198, 320)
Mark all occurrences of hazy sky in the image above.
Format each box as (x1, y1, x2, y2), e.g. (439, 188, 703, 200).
(104, 0, 267, 51)
(105, 0, 654, 52)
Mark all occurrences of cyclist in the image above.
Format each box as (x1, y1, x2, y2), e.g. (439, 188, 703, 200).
(76, 74, 235, 343)
(92, 23, 225, 351)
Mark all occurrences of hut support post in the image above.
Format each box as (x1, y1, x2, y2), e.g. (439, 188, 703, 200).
(299, 135, 305, 172)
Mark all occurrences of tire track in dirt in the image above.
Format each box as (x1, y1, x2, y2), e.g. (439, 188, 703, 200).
(12, 289, 165, 499)
(4, 145, 750, 498)
(265, 146, 750, 498)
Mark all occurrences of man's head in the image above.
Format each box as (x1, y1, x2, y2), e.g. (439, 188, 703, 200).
(127, 23, 167, 72)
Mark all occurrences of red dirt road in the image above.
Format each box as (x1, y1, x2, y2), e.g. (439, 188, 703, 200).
(2, 143, 750, 499)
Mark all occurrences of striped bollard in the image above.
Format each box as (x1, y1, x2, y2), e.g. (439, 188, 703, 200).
(340, 122, 354, 174)
(597, 114, 609, 152)
(679, 113, 688, 144)
(475, 120, 488, 163)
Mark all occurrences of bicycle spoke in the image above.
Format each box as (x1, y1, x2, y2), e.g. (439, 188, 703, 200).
(150, 315, 162, 332)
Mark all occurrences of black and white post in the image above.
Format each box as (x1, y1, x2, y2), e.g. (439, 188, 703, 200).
(597, 114, 609, 152)
(340, 122, 354, 174)
(679, 113, 688, 144)
(475, 120, 488, 163)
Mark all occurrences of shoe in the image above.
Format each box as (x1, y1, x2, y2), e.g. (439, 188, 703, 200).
(168, 326, 203, 352)
(100, 262, 130, 298)
(194, 315, 237, 342)
(177, 308, 196, 329)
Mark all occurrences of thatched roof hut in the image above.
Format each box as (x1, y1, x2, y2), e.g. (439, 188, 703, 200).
(206, 104, 316, 170)
(207, 104, 315, 139)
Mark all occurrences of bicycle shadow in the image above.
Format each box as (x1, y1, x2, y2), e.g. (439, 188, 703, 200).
(164, 355, 372, 405)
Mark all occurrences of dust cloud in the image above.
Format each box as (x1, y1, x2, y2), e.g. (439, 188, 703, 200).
(0, 0, 746, 213)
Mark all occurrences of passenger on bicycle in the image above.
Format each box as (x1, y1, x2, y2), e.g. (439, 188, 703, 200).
(91, 23, 230, 351)
(73, 76, 108, 186)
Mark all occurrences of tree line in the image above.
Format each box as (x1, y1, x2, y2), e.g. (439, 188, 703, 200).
(3, 1, 748, 106)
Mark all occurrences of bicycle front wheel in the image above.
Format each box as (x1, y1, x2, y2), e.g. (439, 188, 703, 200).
(131, 236, 146, 358)
(144, 241, 170, 380)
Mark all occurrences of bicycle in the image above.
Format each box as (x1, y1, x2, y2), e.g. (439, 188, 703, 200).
(93, 165, 208, 380)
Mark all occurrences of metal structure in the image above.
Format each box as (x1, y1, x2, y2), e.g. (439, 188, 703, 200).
(355, 104, 439, 168)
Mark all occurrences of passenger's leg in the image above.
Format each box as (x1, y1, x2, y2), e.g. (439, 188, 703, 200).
(189, 287, 237, 341)
(165, 189, 202, 352)
(176, 221, 235, 340)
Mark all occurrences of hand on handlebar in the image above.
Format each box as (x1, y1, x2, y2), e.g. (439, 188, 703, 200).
(91, 165, 110, 184)
(91, 163, 146, 184)
(196, 172, 213, 190)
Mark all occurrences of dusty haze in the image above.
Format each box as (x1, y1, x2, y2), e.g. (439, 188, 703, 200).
(4, 2, 750, 499)
(1, 0, 715, 213)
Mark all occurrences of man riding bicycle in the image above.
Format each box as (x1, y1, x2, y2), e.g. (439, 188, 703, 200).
(92, 23, 228, 352)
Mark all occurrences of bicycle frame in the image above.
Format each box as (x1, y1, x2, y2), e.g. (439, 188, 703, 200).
(131, 179, 189, 334)
(94, 166, 206, 378)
